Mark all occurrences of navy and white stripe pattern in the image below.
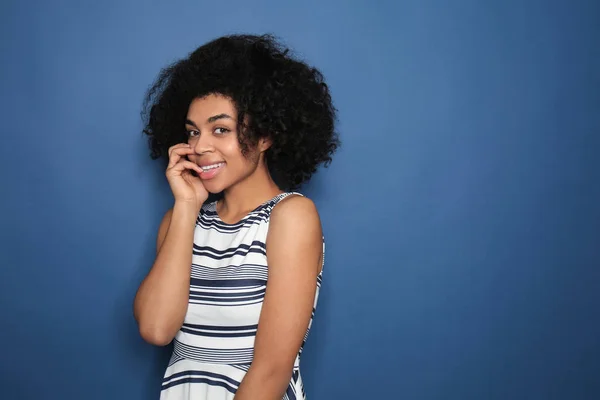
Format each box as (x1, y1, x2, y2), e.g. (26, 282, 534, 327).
(160, 192, 323, 400)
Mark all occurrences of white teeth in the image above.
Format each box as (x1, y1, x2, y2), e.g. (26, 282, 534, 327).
(201, 162, 224, 171)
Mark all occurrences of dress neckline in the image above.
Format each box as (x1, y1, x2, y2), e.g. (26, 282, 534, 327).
(213, 192, 290, 226)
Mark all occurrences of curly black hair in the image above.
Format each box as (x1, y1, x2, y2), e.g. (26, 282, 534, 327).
(141, 33, 340, 190)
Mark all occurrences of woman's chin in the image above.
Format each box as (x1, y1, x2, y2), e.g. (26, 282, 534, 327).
(203, 183, 225, 195)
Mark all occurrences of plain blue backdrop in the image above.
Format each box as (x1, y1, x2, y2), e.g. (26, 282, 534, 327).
(1, 0, 599, 399)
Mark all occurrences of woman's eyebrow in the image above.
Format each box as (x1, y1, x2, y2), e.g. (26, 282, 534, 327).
(185, 119, 199, 128)
(207, 113, 233, 123)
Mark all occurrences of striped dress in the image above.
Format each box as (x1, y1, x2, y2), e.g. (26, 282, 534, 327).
(160, 192, 323, 400)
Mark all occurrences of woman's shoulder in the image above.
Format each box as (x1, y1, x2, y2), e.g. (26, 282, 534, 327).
(269, 192, 320, 227)
(265, 192, 323, 268)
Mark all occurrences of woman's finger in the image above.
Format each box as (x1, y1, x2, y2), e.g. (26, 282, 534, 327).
(169, 160, 203, 175)
(167, 143, 189, 157)
(167, 146, 195, 168)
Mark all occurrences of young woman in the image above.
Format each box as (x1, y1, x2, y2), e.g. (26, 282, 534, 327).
(133, 34, 339, 399)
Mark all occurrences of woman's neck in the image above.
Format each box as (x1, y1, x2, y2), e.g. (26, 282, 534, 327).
(218, 162, 283, 222)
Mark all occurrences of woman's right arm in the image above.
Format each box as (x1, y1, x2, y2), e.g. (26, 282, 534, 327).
(133, 143, 207, 346)
(133, 202, 198, 346)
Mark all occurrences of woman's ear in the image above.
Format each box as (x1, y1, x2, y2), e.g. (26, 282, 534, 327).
(258, 136, 272, 152)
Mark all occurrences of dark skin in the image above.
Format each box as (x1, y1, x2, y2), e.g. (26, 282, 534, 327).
(134, 94, 323, 399)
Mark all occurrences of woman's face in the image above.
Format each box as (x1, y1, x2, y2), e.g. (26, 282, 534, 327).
(185, 94, 262, 194)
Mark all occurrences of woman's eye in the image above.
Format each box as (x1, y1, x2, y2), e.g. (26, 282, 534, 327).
(214, 127, 229, 135)
(187, 130, 199, 137)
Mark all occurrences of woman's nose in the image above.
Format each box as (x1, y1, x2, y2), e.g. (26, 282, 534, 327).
(191, 134, 214, 154)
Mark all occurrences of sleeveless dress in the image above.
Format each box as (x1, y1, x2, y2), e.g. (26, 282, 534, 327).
(160, 192, 324, 400)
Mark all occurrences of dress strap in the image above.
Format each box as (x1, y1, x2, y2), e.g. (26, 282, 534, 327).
(267, 191, 304, 208)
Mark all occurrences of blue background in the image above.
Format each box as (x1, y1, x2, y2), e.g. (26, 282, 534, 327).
(1, 0, 599, 399)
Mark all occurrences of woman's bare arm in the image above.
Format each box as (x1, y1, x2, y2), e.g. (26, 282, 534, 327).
(234, 195, 323, 399)
(133, 202, 198, 346)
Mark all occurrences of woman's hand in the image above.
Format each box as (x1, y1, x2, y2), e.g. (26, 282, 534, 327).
(165, 143, 208, 211)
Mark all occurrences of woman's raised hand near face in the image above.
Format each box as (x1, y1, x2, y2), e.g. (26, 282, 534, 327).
(134, 143, 205, 345)
(165, 143, 208, 211)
